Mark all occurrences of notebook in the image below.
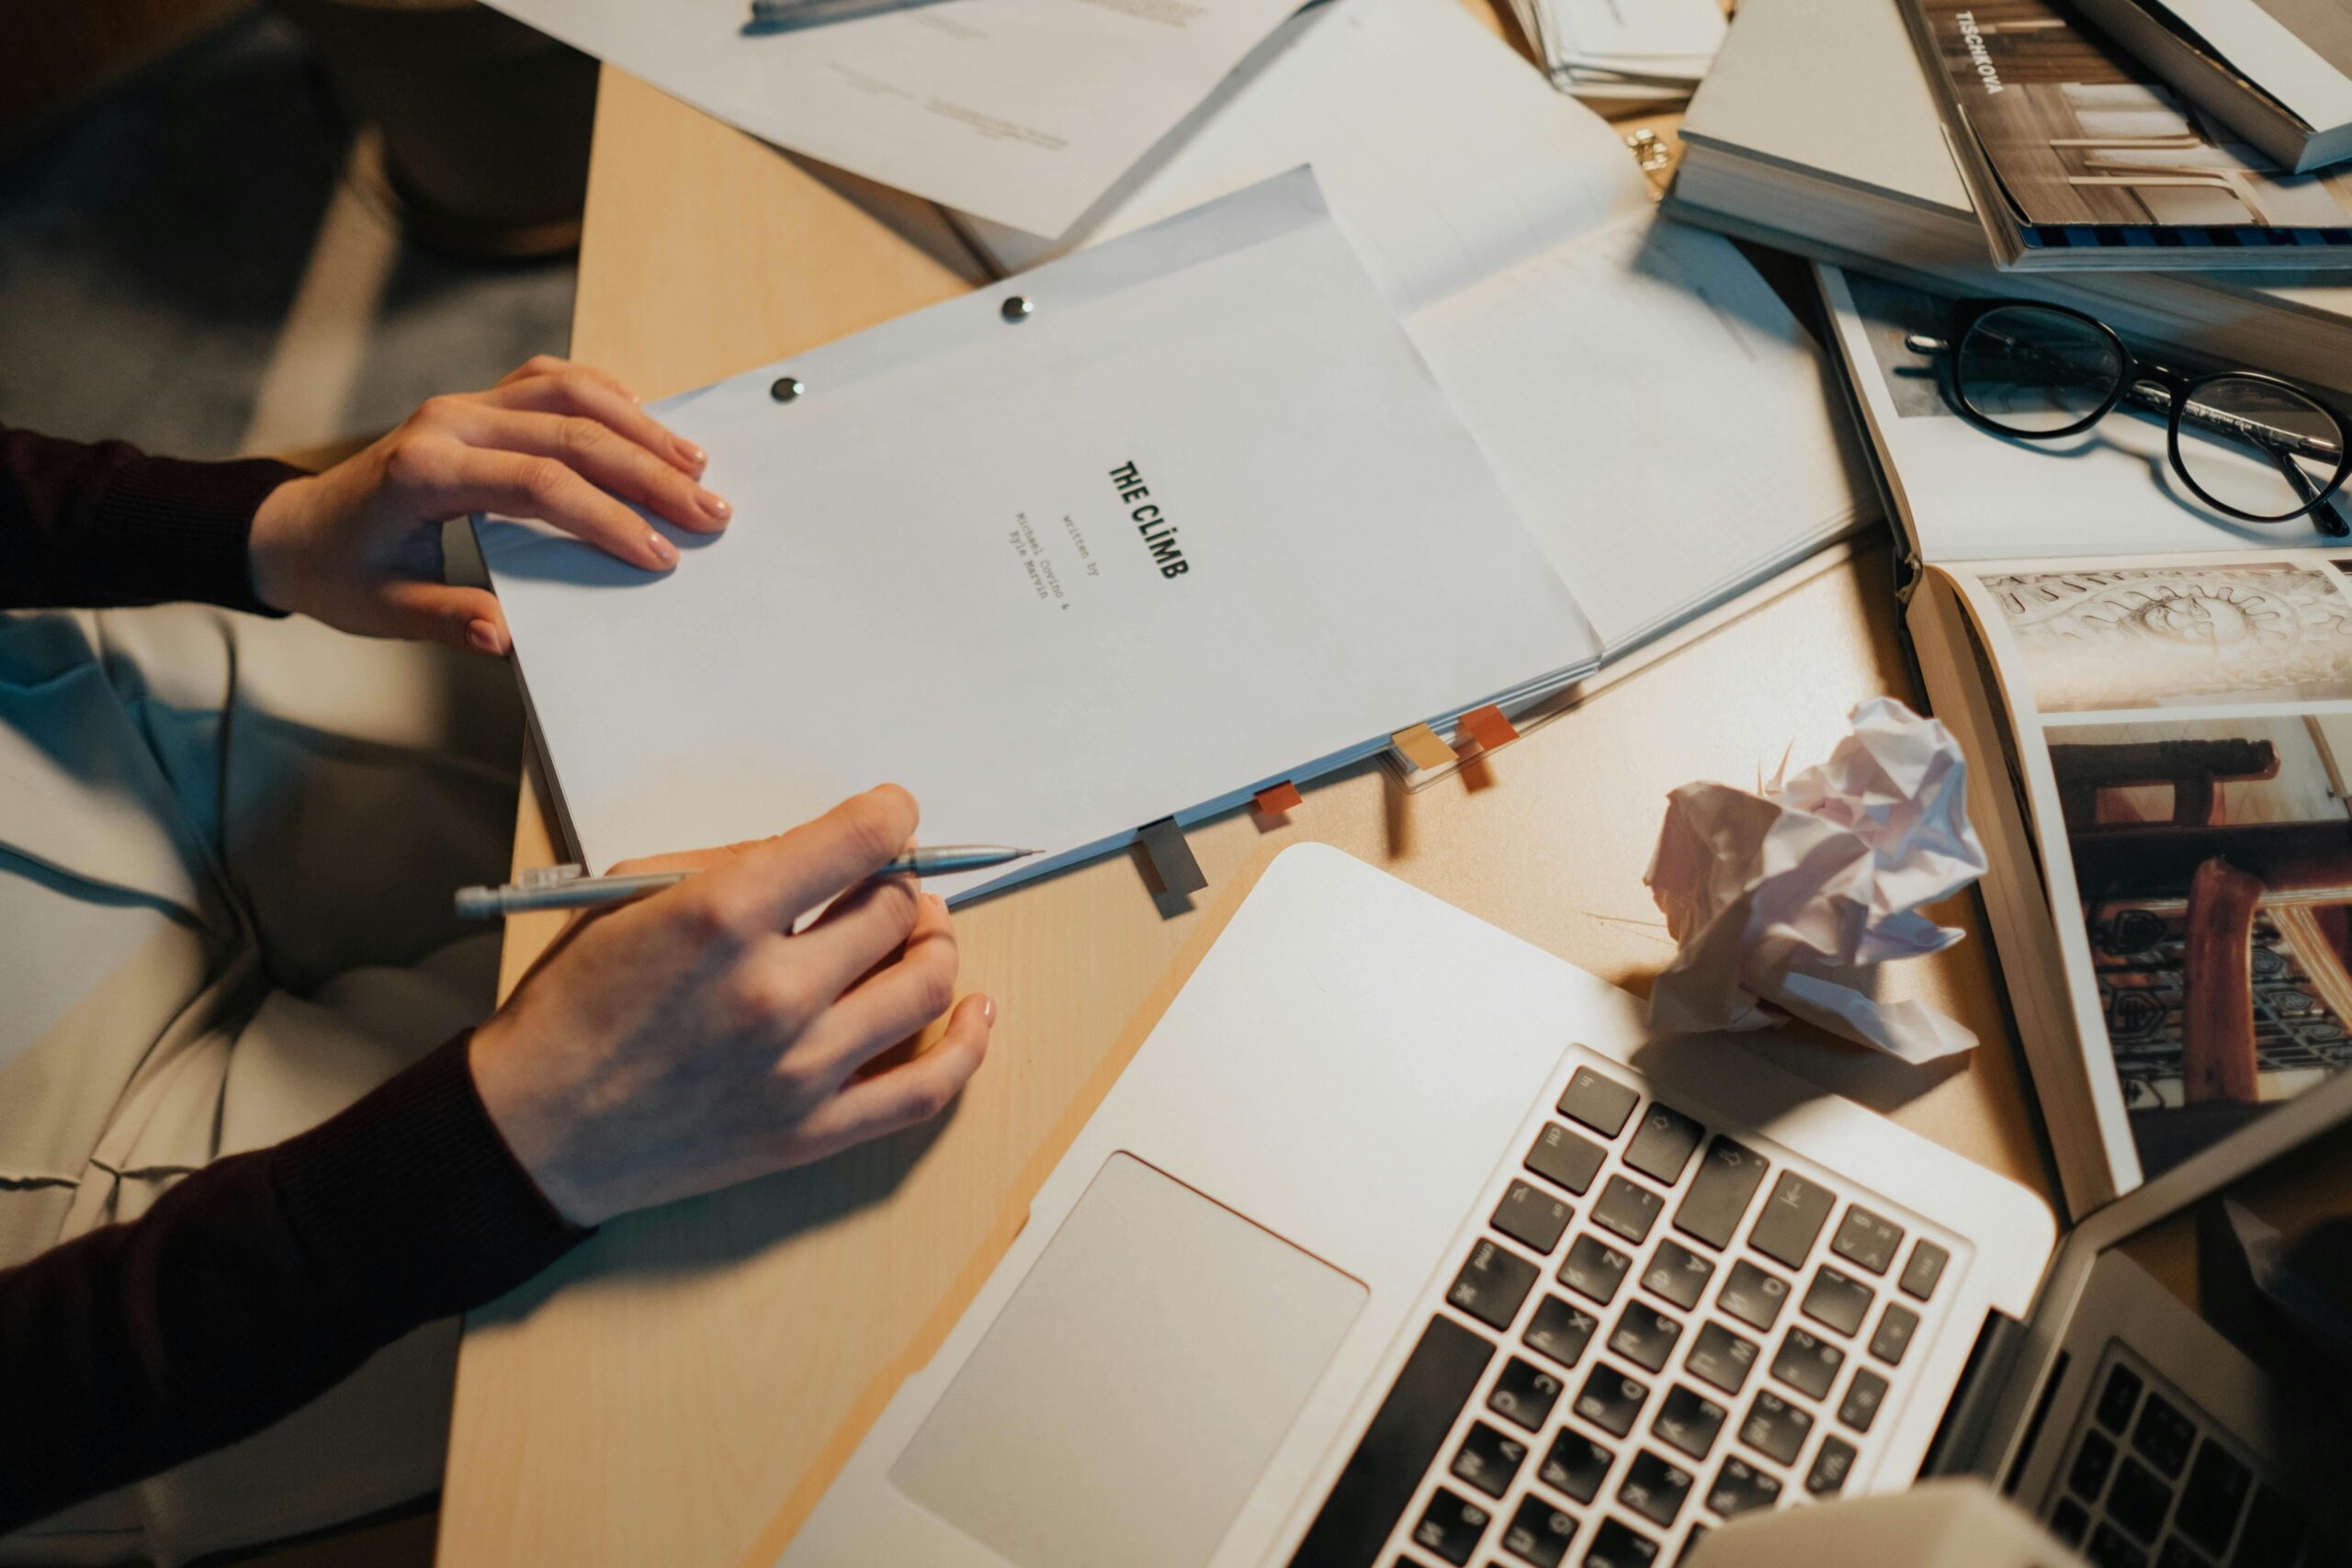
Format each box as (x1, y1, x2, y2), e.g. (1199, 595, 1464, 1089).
(477, 171, 1604, 903)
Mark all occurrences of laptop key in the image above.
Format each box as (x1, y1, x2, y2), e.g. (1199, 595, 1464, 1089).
(1450, 1241, 1539, 1332)
(1539, 1428, 1613, 1504)
(1499, 1494, 1579, 1568)
(1559, 1235, 1633, 1307)
(1651, 1384, 1728, 1462)
(1748, 1173, 1834, 1269)
(1868, 1302, 1919, 1366)
(1641, 1240, 1714, 1312)
(1449, 1420, 1527, 1499)
(1898, 1238, 1949, 1301)
(1739, 1389, 1813, 1464)
(1573, 1362, 1651, 1437)
(1800, 1265, 1872, 1337)
(1557, 1066, 1640, 1138)
(1829, 1206, 1905, 1276)
(2154, 1541, 2210, 1568)
(1524, 1294, 1600, 1371)
(1838, 1367, 1888, 1434)
(1583, 1517, 1659, 1568)
(2070, 1428, 2117, 1500)
(1624, 1105, 1705, 1185)
(1288, 1314, 1490, 1568)
(2095, 1362, 2143, 1434)
(1805, 1433, 1857, 1495)
(1527, 1122, 1608, 1197)
(1686, 1320, 1760, 1397)
(1411, 1487, 1491, 1566)
(2175, 1438, 2251, 1556)
(2107, 1455, 2172, 1543)
(2132, 1392, 2197, 1478)
(1488, 1356, 1566, 1433)
(1618, 1450, 1693, 1529)
(1716, 1258, 1791, 1333)
(1607, 1303, 1683, 1373)
(2048, 1498, 2090, 1547)
(1493, 1179, 1574, 1256)
(1770, 1326, 1844, 1401)
(1672, 1137, 1770, 1252)
(2086, 1522, 2149, 1568)
(1592, 1176, 1666, 1246)
(1706, 1454, 1782, 1518)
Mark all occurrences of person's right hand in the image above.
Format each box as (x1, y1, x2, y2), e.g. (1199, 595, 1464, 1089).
(468, 784, 993, 1226)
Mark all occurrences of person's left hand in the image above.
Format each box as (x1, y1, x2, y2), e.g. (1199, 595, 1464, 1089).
(247, 355, 731, 654)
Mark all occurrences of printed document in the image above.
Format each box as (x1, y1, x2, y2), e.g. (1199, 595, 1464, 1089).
(478, 172, 1600, 899)
(958, 0, 1867, 655)
(474, 0, 1299, 237)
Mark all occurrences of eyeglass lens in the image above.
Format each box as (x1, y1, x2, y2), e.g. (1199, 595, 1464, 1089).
(2173, 375, 2346, 522)
(1954, 305, 2123, 434)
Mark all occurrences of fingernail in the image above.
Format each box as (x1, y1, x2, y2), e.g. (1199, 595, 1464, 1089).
(678, 440, 707, 470)
(466, 620, 502, 655)
(645, 531, 677, 568)
(978, 994, 997, 1024)
(697, 488, 731, 523)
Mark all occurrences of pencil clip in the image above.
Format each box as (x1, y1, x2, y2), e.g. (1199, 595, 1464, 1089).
(519, 863, 585, 890)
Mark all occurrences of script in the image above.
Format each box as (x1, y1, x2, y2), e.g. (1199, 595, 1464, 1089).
(477, 171, 1601, 900)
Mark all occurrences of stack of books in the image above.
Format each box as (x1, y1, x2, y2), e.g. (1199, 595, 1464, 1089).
(1668, 0, 2352, 1214)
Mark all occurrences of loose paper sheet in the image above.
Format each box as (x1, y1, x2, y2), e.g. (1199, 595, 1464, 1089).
(479, 172, 1600, 900)
(1645, 697, 1989, 1063)
(475, 0, 1299, 238)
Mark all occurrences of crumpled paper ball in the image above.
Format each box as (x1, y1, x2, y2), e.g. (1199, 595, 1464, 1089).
(1643, 696, 1988, 1063)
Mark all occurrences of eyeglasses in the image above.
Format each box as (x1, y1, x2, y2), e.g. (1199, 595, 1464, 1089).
(1904, 300, 2352, 536)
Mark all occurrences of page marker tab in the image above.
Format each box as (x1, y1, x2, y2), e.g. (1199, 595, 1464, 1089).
(1254, 781, 1304, 816)
(1393, 724, 1458, 772)
(1137, 817, 1206, 896)
(1458, 705, 1520, 753)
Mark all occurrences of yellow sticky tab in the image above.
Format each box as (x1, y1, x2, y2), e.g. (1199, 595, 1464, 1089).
(1393, 724, 1458, 772)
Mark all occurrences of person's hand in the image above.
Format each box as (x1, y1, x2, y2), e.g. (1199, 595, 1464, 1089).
(468, 785, 994, 1226)
(247, 355, 731, 654)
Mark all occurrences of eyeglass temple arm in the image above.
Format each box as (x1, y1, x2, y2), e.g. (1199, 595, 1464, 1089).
(1905, 332, 2346, 463)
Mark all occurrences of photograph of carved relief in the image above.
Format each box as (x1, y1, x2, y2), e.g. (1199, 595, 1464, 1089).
(1981, 564, 2352, 713)
(2057, 713, 2352, 1176)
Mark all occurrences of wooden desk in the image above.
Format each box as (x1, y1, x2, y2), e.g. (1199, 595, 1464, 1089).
(436, 41, 2052, 1568)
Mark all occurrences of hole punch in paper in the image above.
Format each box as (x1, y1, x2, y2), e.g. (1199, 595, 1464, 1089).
(1137, 817, 1207, 897)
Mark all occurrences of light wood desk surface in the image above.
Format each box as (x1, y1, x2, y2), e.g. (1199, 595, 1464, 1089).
(436, 24, 2053, 1565)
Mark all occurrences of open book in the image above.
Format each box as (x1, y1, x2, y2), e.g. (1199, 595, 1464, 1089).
(1821, 263, 2352, 1212)
(949, 0, 1868, 671)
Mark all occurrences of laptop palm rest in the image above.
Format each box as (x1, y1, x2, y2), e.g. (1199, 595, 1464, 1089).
(889, 1152, 1367, 1568)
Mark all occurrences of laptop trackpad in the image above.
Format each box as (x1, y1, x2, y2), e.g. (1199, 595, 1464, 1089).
(890, 1152, 1367, 1568)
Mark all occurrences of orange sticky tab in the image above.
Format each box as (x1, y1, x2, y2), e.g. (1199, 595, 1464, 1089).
(1458, 704, 1520, 753)
(1254, 781, 1304, 816)
(1393, 723, 1458, 772)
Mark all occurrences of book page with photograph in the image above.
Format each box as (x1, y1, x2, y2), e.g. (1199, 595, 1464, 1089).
(1820, 265, 2348, 565)
(1955, 551, 2352, 1191)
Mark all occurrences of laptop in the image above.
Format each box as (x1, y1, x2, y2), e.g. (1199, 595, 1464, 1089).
(774, 844, 2348, 1568)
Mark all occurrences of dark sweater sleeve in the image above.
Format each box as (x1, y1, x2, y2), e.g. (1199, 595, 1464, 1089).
(0, 423, 300, 614)
(0, 1032, 590, 1535)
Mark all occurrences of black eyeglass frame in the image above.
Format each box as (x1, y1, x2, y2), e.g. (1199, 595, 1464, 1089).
(1927, 298, 2352, 528)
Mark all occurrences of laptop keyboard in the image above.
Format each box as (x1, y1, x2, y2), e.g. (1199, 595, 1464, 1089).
(2043, 1346, 2309, 1568)
(1286, 1047, 1960, 1568)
